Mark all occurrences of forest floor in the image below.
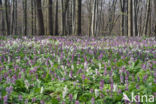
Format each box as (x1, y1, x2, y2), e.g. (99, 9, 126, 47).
(0, 36, 155, 103)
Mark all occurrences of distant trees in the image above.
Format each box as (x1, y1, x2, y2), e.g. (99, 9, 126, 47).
(0, 0, 155, 37)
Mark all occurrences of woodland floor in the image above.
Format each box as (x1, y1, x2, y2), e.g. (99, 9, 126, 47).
(0, 36, 155, 103)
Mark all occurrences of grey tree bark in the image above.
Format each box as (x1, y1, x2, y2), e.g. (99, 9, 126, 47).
(75, 0, 82, 36)
(55, 0, 59, 35)
(128, 0, 133, 36)
(36, 0, 45, 35)
(48, 0, 53, 35)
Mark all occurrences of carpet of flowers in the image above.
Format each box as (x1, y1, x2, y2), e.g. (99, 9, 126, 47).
(0, 36, 155, 104)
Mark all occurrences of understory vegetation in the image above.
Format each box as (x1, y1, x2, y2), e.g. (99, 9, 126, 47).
(0, 36, 155, 104)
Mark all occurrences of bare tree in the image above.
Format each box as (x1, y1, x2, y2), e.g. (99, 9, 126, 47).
(75, 0, 82, 36)
(128, 0, 133, 36)
(5, 0, 10, 35)
(61, 0, 70, 35)
(48, 0, 53, 35)
(36, 0, 45, 35)
(144, 0, 151, 36)
(55, 0, 59, 35)
(154, 0, 156, 36)
(23, 0, 27, 35)
(91, 0, 96, 37)
(72, 0, 76, 35)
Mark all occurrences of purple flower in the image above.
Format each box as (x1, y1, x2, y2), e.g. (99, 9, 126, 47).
(40, 100, 45, 104)
(90, 89, 94, 93)
(32, 97, 36, 102)
(6, 86, 13, 95)
(91, 97, 95, 104)
(142, 64, 146, 70)
(143, 74, 148, 82)
(136, 84, 140, 89)
(62, 101, 65, 104)
(99, 80, 104, 90)
(25, 99, 28, 104)
(118, 89, 122, 94)
(69, 94, 73, 101)
(103, 67, 107, 75)
(3, 95, 8, 103)
(82, 74, 85, 80)
(75, 101, 79, 104)
(18, 95, 22, 101)
(69, 70, 73, 78)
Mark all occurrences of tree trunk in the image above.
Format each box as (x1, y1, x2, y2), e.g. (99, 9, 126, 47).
(72, 0, 75, 35)
(36, 0, 45, 35)
(5, 0, 10, 35)
(144, 0, 151, 36)
(0, 0, 2, 34)
(23, 0, 27, 36)
(55, 0, 59, 35)
(61, 0, 69, 35)
(154, 0, 156, 37)
(134, 0, 139, 36)
(120, 0, 125, 36)
(128, 0, 133, 37)
(91, 0, 96, 37)
(31, 0, 34, 35)
(75, 0, 82, 36)
(48, 0, 53, 35)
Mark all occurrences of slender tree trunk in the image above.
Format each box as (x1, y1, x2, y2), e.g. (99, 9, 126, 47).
(31, 0, 34, 35)
(154, 0, 156, 37)
(72, 0, 75, 35)
(5, 0, 10, 35)
(11, 0, 15, 35)
(61, 0, 69, 35)
(91, 0, 96, 37)
(128, 0, 133, 37)
(36, 0, 45, 35)
(144, 0, 151, 36)
(14, 0, 17, 35)
(75, 0, 82, 36)
(48, 0, 53, 35)
(86, 0, 92, 36)
(23, 0, 27, 36)
(0, 0, 2, 34)
(134, 0, 139, 36)
(55, 0, 59, 35)
(34, 0, 37, 35)
(120, 0, 125, 36)
(124, 0, 128, 36)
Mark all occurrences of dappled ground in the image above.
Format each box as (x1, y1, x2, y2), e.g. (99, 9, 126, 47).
(0, 36, 155, 104)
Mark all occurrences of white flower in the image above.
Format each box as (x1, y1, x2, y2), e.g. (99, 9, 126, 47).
(24, 80, 30, 89)
(40, 87, 44, 94)
(98, 63, 101, 70)
(84, 62, 88, 69)
(95, 69, 98, 75)
(62, 86, 68, 99)
(95, 89, 99, 97)
(71, 65, 74, 70)
(58, 57, 60, 64)
(113, 84, 118, 92)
